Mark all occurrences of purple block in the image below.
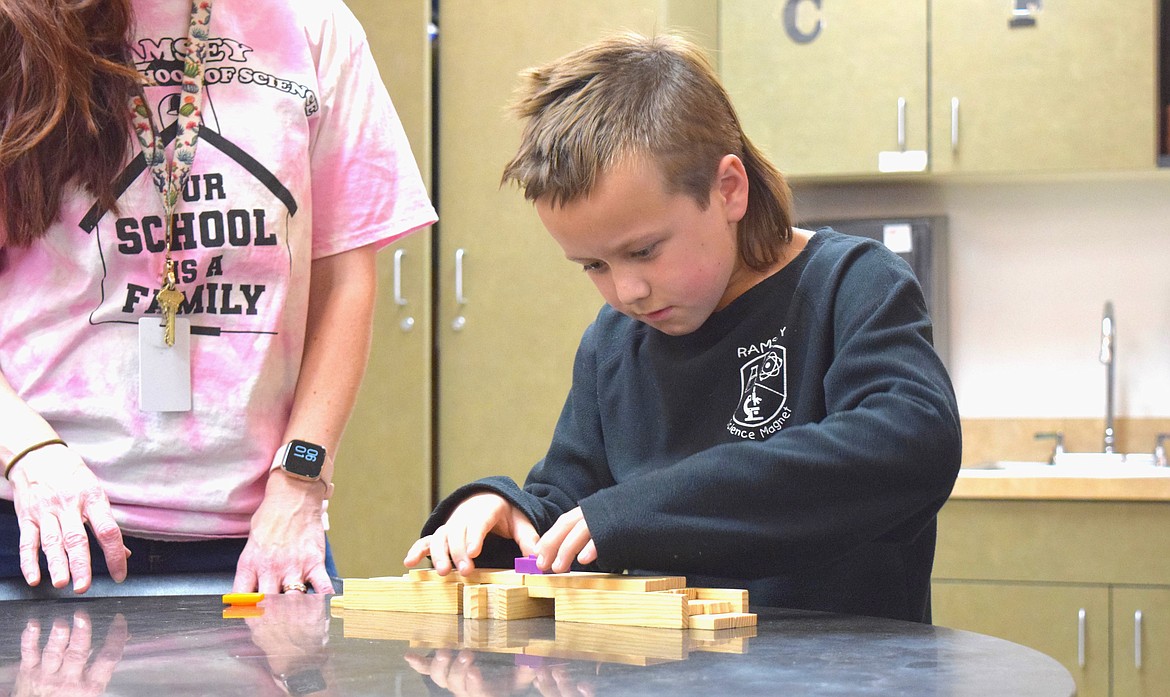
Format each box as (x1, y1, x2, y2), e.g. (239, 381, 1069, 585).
(514, 555, 543, 574)
(515, 653, 548, 668)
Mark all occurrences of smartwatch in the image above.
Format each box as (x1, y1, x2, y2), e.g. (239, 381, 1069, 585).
(276, 668, 327, 696)
(272, 440, 334, 499)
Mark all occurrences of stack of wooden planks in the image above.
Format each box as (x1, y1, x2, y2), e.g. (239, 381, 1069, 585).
(331, 566, 756, 631)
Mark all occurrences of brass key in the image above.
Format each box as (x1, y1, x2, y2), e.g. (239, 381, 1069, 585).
(156, 285, 183, 347)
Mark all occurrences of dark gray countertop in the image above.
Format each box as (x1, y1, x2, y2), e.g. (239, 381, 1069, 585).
(0, 592, 1074, 696)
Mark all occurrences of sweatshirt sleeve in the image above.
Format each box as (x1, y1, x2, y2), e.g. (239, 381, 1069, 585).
(579, 240, 961, 579)
(418, 323, 616, 566)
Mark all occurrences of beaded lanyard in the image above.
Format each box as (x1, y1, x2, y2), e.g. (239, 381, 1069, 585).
(127, 0, 213, 346)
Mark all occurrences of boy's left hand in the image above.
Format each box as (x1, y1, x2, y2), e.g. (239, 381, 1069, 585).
(535, 506, 597, 573)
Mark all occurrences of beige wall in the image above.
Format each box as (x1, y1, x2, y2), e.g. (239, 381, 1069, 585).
(793, 173, 1170, 421)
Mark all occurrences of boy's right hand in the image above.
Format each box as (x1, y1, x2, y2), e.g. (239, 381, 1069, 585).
(403, 492, 539, 576)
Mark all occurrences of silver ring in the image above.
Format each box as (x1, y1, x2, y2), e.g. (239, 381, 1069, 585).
(281, 582, 308, 593)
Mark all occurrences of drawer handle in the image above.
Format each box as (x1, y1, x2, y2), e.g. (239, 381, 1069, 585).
(1135, 610, 1143, 669)
(897, 97, 907, 151)
(452, 248, 467, 331)
(950, 97, 960, 154)
(1077, 608, 1086, 668)
(393, 249, 409, 306)
(393, 248, 415, 333)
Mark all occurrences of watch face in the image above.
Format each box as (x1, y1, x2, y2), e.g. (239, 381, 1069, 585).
(285, 440, 325, 478)
(281, 668, 327, 695)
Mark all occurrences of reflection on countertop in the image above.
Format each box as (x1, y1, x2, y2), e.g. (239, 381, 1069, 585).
(0, 592, 1075, 696)
(337, 604, 755, 667)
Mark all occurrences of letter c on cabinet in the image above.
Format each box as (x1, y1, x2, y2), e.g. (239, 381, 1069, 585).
(784, 0, 823, 44)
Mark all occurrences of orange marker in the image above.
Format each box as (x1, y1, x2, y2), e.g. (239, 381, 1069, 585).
(222, 592, 265, 606)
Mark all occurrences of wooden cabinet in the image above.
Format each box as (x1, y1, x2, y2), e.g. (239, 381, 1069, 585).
(719, 0, 1158, 177)
(933, 499, 1170, 697)
(935, 581, 1170, 697)
(434, 1, 718, 496)
(720, 1, 928, 178)
(934, 581, 1109, 695)
(930, 0, 1157, 174)
(330, 0, 435, 578)
(1113, 587, 1170, 697)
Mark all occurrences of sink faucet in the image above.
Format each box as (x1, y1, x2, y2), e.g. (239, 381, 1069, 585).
(1034, 431, 1064, 464)
(1099, 301, 1115, 454)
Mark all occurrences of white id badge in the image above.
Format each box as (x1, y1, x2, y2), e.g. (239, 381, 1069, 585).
(138, 317, 192, 412)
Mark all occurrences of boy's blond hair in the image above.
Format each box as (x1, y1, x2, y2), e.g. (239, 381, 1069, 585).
(502, 32, 793, 271)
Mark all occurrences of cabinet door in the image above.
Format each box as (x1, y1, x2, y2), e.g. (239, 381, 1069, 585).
(435, 2, 717, 496)
(331, 0, 434, 578)
(1113, 587, 1170, 697)
(931, 0, 1157, 174)
(719, 1, 928, 177)
(933, 581, 1108, 697)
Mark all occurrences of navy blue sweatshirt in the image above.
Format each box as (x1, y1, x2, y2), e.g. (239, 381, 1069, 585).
(424, 229, 962, 623)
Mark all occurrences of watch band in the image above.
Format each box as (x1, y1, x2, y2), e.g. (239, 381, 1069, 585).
(271, 441, 335, 499)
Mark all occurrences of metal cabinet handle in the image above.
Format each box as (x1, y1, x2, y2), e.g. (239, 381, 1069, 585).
(950, 97, 960, 153)
(454, 248, 468, 305)
(1135, 610, 1143, 669)
(393, 249, 408, 306)
(1077, 608, 1086, 668)
(1010, 0, 1041, 27)
(897, 97, 907, 151)
(392, 249, 414, 332)
(452, 248, 467, 331)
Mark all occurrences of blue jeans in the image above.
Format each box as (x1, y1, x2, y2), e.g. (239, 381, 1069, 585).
(0, 499, 338, 581)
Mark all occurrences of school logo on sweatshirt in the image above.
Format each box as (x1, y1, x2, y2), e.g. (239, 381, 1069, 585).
(727, 346, 790, 440)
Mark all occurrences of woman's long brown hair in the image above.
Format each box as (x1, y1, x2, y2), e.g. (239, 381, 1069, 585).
(0, 0, 139, 247)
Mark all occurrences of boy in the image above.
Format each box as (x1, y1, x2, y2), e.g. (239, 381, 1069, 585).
(405, 32, 960, 623)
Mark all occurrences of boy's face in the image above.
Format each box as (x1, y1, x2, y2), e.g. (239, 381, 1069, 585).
(536, 154, 751, 336)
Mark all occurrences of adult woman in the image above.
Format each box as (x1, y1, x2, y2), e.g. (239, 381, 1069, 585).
(0, 0, 435, 594)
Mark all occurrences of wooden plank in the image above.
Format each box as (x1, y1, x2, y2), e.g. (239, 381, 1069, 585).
(524, 583, 557, 599)
(687, 599, 732, 615)
(692, 588, 749, 613)
(341, 577, 462, 614)
(407, 568, 523, 585)
(686, 612, 757, 630)
(553, 588, 688, 629)
(491, 585, 555, 620)
(463, 584, 489, 619)
(522, 572, 687, 593)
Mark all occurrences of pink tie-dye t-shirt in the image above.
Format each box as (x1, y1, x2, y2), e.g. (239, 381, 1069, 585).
(0, 0, 436, 540)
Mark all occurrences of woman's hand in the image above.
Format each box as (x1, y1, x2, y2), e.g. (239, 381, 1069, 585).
(4, 609, 129, 697)
(535, 506, 595, 574)
(403, 492, 539, 576)
(404, 648, 595, 697)
(233, 244, 379, 595)
(232, 474, 333, 595)
(8, 444, 128, 593)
